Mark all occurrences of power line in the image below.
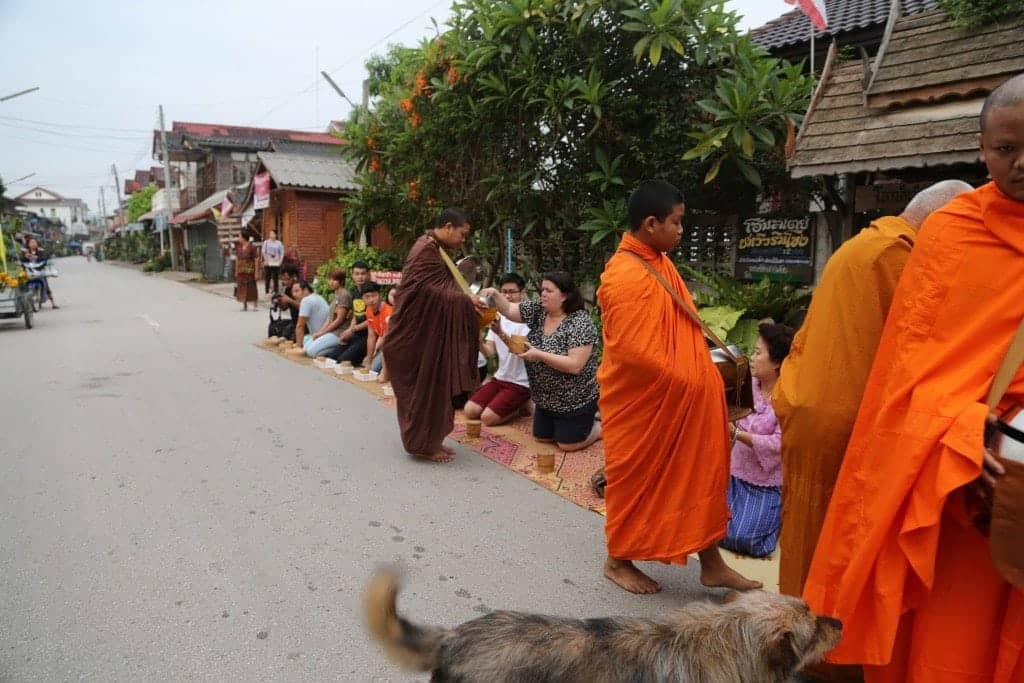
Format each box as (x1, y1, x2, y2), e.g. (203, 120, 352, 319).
(0, 121, 149, 142)
(0, 114, 152, 134)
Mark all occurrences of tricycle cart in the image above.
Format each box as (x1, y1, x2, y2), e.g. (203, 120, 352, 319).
(0, 282, 34, 329)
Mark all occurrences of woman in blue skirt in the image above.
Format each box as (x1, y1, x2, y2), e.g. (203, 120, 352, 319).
(721, 322, 794, 557)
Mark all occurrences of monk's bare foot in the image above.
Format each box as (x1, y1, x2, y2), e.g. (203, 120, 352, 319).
(697, 546, 762, 591)
(604, 557, 661, 594)
(412, 450, 453, 463)
(700, 565, 761, 591)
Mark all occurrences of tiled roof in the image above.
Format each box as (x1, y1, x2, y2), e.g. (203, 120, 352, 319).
(256, 151, 359, 191)
(789, 58, 982, 177)
(158, 121, 344, 156)
(867, 9, 1024, 106)
(751, 0, 938, 50)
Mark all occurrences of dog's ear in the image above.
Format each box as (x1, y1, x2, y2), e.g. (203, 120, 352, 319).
(766, 631, 800, 674)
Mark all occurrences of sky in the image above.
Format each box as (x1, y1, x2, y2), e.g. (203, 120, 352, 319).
(0, 0, 790, 217)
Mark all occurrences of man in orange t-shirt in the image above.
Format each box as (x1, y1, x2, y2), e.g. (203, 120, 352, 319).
(362, 282, 393, 375)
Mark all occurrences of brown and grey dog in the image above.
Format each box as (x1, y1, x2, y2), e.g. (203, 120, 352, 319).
(364, 568, 842, 682)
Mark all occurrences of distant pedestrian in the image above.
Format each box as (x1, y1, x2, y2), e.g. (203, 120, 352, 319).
(234, 232, 259, 311)
(261, 229, 284, 294)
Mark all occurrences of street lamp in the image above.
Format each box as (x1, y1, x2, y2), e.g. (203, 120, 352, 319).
(0, 87, 40, 103)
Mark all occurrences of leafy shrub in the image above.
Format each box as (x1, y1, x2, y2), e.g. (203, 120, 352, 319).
(937, 0, 1023, 29)
(678, 262, 812, 354)
(143, 253, 171, 272)
(314, 239, 403, 298)
(190, 243, 208, 273)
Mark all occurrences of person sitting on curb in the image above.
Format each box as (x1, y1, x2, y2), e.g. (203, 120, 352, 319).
(464, 273, 531, 427)
(274, 265, 301, 321)
(305, 270, 352, 358)
(292, 280, 330, 350)
(327, 262, 373, 366)
(361, 282, 394, 375)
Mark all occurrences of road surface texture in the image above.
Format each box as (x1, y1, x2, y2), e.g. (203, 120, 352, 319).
(1, 257, 716, 682)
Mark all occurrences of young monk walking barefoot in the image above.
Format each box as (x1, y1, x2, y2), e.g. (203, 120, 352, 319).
(598, 180, 761, 595)
(383, 208, 484, 463)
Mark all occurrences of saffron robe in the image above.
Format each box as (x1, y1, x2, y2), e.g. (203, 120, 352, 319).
(804, 183, 1024, 682)
(598, 232, 730, 562)
(384, 235, 479, 454)
(774, 216, 917, 598)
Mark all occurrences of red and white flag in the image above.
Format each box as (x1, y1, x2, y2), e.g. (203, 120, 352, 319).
(785, 0, 828, 31)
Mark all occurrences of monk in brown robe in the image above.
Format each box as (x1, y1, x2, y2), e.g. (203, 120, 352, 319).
(598, 180, 761, 594)
(773, 180, 973, 604)
(804, 74, 1024, 682)
(384, 208, 482, 463)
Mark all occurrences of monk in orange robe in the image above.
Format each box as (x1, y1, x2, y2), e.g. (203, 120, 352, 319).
(804, 74, 1024, 682)
(774, 180, 973, 603)
(598, 180, 761, 594)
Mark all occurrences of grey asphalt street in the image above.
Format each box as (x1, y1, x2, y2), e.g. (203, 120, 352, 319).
(0, 257, 710, 682)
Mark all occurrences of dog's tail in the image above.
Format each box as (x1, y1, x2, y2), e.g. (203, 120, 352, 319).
(363, 567, 447, 672)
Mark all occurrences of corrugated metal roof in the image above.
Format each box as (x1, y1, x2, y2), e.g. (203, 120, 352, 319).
(867, 9, 1024, 104)
(751, 0, 938, 50)
(256, 151, 359, 191)
(789, 59, 982, 177)
(171, 183, 248, 225)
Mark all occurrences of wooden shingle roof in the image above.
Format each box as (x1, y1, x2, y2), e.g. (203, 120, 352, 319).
(867, 9, 1024, 107)
(789, 56, 983, 177)
(789, 8, 1024, 178)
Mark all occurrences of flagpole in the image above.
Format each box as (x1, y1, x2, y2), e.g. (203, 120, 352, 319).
(810, 22, 815, 74)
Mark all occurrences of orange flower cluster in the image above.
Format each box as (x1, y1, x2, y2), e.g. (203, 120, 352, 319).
(369, 158, 382, 174)
(408, 179, 420, 201)
(447, 66, 458, 86)
(399, 98, 414, 113)
(410, 112, 422, 128)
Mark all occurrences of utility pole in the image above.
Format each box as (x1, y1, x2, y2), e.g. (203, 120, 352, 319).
(158, 105, 178, 270)
(111, 163, 125, 234)
(99, 186, 107, 236)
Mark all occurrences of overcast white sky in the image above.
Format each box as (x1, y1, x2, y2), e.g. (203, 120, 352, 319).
(0, 0, 790, 215)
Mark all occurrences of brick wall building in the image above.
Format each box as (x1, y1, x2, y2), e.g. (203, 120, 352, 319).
(247, 147, 359, 278)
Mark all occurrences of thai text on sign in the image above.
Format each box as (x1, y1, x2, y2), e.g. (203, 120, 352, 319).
(735, 215, 814, 283)
(371, 270, 402, 285)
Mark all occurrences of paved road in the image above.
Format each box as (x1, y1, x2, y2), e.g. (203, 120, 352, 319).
(0, 258, 710, 682)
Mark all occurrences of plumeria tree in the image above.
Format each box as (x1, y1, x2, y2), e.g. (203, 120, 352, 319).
(342, 0, 814, 284)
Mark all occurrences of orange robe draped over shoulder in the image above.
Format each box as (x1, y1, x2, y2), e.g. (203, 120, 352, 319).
(774, 216, 917, 598)
(804, 183, 1024, 682)
(598, 232, 730, 563)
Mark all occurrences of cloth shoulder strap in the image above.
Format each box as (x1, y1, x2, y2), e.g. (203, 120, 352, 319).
(624, 251, 738, 362)
(987, 317, 1024, 410)
(434, 238, 473, 296)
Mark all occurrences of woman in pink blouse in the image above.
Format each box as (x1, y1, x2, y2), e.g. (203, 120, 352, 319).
(721, 321, 795, 557)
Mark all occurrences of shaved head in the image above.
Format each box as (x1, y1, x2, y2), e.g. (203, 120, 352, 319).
(979, 73, 1024, 201)
(900, 180, 975, 228)
(980, 73, 1024, 132)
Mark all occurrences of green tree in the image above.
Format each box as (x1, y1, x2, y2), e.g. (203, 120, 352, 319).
(937, 0, 1024, 29)
(341, 0, 813, 283)
(126, 183, 159, 222)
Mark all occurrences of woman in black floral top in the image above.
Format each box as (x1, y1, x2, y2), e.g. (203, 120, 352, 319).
(482, 271, 602, 451)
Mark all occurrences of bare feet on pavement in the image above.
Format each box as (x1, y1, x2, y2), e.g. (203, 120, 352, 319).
(698, 546, 762, 591)
(604, 557, 661, 594)
(412, 450, 453, 463)
(440, 443, 456, 455)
